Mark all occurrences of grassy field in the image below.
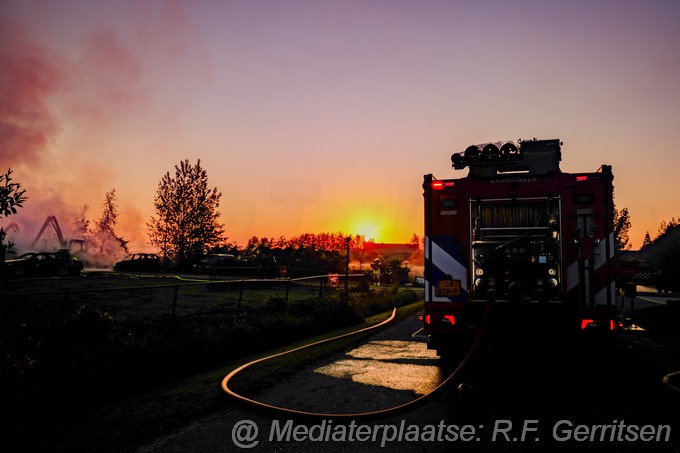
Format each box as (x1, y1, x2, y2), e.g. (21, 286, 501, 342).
(1, 272, 422, 449)
(35, 300, 424, 453)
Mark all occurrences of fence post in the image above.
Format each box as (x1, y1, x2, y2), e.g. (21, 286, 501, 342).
(285, 278, 290, 303)
(61, 289, 69, 324)
(318, 276, 324, 298)
(172, 285, 179, 321)
(344, 236, 350, 304)
(238, 280, 244, 315)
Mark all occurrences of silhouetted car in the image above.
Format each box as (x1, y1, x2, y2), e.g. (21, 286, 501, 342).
(114, 253, 161, 272)
(4, 250, 84, 277)
(194, 254, 236, 273)
(615, 258, 662, 288)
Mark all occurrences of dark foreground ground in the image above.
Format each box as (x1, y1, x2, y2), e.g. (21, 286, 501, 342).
(126, 297, 680, 453)
(16, 292, 680, 452)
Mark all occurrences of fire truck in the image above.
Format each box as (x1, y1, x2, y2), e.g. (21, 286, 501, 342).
(423, 138, 617, 356)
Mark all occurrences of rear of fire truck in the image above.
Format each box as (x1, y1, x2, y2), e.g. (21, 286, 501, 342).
(423, 138, 617, 356)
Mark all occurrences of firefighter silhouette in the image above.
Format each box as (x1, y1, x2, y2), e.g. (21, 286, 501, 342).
(259, 253, 277, 278)
(371, 258, 382, 286)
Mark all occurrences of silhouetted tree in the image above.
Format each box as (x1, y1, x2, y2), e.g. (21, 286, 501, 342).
(0, 168, 26, 218)
(93, 188, 128, 255)
(148, 159, 225, 267)
(641, 231, 653, 250)
(72, 205, 91, 239)
(640, 221, 680, 292)
(655, 217, 678, 241)
(613, 206, 631, 251)
(0, 168, 27, 263)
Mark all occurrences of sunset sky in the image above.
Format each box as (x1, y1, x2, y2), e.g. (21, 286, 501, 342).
(2, 0, 679, 252)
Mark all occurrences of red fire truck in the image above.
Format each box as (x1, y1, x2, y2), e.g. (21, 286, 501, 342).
(423, 138, 617, 356)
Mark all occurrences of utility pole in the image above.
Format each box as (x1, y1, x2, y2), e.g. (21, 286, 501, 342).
(344, 235, 351, 304)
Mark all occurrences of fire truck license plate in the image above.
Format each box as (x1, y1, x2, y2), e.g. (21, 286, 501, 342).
(435, 279, 461, 297)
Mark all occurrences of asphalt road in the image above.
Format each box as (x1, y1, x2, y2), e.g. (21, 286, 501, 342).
(135, 308, 680, 453)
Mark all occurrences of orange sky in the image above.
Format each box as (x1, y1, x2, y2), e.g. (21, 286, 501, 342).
(2, 0, 680, 252)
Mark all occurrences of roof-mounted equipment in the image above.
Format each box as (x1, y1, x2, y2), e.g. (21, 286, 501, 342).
(451, 138, 562, 177)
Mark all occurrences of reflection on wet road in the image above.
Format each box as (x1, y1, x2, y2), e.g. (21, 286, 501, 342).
(254, 312, 450, 414)
(314, 340, 442, 395)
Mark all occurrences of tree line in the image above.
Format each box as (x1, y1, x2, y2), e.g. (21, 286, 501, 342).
(640, 217, 679, 250)
(9, 160, 669, 275)
(0, 163, 421, 274)
(142, 159, 413, 270)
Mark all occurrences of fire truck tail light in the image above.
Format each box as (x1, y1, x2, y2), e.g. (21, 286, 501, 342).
(580, 319, 616, 330)
(576, 175, 589, 182)
(431, 180, 454, 190)
(424, 314, 455, 326)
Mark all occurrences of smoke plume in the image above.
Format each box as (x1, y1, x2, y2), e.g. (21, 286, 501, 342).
(0, 1, 211, 259)
(0, 19, 63, 167)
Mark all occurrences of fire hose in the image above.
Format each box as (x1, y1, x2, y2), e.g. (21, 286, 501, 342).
(221, 301, 492, 420)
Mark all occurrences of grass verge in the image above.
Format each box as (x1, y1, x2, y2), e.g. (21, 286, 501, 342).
(36, 300, 424, 453)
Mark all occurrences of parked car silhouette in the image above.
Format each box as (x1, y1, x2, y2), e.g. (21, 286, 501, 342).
(194, 254, 236, 273)
(114, 253, 161, 272)
(4, 249, 84, 277)
(615, 258, 662, 288)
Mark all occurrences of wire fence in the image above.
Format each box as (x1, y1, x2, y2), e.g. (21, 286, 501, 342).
(0, 272, 372, 331)
(1, 268, 424, 440)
